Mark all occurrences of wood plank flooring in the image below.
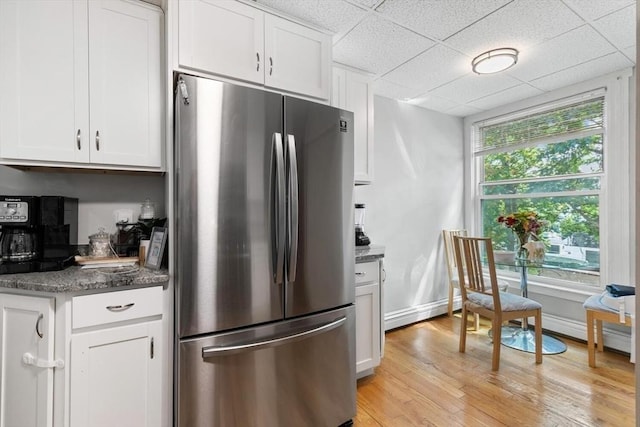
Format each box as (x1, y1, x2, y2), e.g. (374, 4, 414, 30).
(355, 315, 635, 426)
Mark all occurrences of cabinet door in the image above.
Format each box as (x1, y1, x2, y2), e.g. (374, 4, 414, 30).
(0, 294, 55, 427)
(264, 14, 331, 100)
(345, 71, 374, 184)
(70, 321, 162, 427)
(88, 0, 163, 168)
(355, 282, 380, 374)
(331, 67, 347, 110)
(0, 0, 90, 163)
(178, 0, 264, 84)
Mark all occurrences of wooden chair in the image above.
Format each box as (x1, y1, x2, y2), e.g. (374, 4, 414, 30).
(442, 229, 467, 317)
(454, 236, 543, 371)
(443, 229, 509, 330)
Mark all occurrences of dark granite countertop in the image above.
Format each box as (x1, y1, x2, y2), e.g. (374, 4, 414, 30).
(356, 245, 385, 263)
(0, 266, 169, 293)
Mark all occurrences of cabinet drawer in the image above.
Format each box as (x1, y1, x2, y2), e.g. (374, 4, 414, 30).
(355, 261, 378, 286)
(73, 286, 162, 329)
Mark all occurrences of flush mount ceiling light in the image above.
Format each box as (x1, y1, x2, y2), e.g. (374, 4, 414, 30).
(472, 48, 519, 74)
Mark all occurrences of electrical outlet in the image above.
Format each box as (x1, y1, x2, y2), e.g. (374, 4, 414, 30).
(114, 209, 134, 224)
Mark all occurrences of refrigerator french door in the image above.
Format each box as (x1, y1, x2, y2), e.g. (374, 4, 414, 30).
(175, 74, 355, 427)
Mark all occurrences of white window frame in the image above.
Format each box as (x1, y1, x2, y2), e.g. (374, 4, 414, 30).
(463, 69, 633, 298)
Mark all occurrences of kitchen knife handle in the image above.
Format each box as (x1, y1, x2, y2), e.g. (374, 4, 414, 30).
(95, 130, 100, 151)
(201, 316, 346, 357)
(273, 133, 285, 285)
(76, 129, 81, 150)
(286, 134, 299, 282)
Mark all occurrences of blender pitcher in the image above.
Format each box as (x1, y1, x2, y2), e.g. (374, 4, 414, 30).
(355, 203, 370, 246)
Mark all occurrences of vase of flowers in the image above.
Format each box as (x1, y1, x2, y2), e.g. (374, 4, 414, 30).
(497, 211, 545, 261)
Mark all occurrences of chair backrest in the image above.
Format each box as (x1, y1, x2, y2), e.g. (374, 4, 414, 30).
(442, 229, 467, 281)
(453, 236, 502, 312)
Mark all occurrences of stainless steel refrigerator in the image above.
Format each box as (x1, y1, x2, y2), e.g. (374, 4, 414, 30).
(174, 73, 356, 427)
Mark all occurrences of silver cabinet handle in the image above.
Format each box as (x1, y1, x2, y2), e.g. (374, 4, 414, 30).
(106, 302, 135, 312)
(76, 129, 81, 150)
(269, 57, 273, 75)
(95, 130, 100, 151)
(286, 134, 298, 282)
(256, 52, 260, 71)
(202, 316, 346, 358)
(35, 313, 44, 338)
(355, 272, 366, 277)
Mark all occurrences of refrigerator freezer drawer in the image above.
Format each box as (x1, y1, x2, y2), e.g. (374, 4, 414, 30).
(177, 306, 356, 427)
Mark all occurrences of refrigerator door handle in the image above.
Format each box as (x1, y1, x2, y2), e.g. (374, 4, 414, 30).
(201, 316, 346, 358)
(273, 132, 286, 285)
(286, 134, 299, 281)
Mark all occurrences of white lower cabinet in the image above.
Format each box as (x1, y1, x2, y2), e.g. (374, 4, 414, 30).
(70, 321, 162, 427)
(0, 285, 166, 427)
(0, 294, 55, 427)
(355, 260, 383, 376)
(69, 286, 163, 427)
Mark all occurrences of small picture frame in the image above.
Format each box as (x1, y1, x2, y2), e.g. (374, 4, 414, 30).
(145, 226, 167, 270)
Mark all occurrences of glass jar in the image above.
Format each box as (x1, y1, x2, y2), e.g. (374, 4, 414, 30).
(89, 228, 113, 258)
(140, 199, 155, 220)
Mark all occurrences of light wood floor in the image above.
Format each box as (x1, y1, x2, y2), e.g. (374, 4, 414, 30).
(355, 315, 635, 426)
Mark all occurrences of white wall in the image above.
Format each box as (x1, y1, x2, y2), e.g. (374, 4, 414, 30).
(0, 166, 165, 243)
(355, 96, 464, 329)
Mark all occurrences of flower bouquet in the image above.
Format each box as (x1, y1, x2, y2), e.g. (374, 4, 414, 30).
(497, 211, 546, 261)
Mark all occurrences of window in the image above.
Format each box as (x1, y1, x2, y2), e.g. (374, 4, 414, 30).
(474, 93, 605, 286)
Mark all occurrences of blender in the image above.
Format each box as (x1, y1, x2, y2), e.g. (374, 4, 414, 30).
(355, 203, 370, 246)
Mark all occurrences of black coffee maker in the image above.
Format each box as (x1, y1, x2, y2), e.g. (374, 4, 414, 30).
(0, 196, 78, 274)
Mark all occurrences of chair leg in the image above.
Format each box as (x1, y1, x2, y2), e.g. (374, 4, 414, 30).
(473, 313, 480, 331)
(459, 305, 468, 353)
(534, 309, 542, 364)
(596, 319, 604, 352)
(447, 282, 454, 317)
(491, 317, 501, 371)
(586, 309, 596, 368)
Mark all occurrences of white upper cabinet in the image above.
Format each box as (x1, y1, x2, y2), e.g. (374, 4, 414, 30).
(0, 0, 90, 164)
(332, 66, 374, 184)
(177, 0, 331, 100)
(0, 0, 164, 170)
(264, 14, 330, 100)
(179, 0, 264, 85)
(88, 0, 163, 168)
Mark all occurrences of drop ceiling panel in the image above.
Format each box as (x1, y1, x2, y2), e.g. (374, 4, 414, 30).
(445, 0, 585, 56)
(372, 79, 425, 101)
(375, 0, 510, 41)
(446, 104, 483, 117)
(252, 0, 635, 118)
(507, 25, 616, 81)
(592, 4, 636, 50)
(256, 0, 367, 35)
(529, 51, 633, 91)
(429, 73, 521, 105)
(381, 45, 470, 91)
(468, 84, 545, 110)
(333, 14, 435, 74)
(350, 0, 379, 8)
(407, 94, 461, 112)
(561, 0, 635, 21)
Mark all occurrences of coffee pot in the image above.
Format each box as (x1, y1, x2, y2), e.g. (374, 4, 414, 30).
(0, 228, 37, 262)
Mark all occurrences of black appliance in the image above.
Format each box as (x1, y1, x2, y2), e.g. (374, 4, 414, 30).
(0, 196, 78, 274)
